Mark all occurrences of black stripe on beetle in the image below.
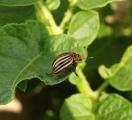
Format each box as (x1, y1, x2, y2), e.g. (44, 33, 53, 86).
(49, 52, 81, 75)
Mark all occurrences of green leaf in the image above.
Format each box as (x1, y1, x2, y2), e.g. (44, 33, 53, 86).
(77, 0, 120, 10)
(60, 94, 95, 120)
(99, 45, 132, 91)
(45, 0, 60, 11)
(68, 11, 99, 47)
(0, 20, 47, 104)
(0, 6, 36, 26)
(95, 94, 132, 120)
(0, 20, 86, 104)
(0, 0, 39, 6)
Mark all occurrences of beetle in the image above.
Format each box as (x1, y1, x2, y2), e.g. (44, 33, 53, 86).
(49, 52, 81, 75)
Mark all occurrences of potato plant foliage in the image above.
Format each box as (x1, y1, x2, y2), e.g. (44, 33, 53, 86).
(0, 0, 132, 120)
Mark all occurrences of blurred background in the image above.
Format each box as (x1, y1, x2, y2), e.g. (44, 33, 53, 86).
(0, 0, 132, 120)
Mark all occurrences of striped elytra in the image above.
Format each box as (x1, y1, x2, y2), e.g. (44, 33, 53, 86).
(51, 52, 81, 74)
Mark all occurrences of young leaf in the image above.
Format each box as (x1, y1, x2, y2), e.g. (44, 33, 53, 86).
(60, 94, 95, 120)
(0, 5, 36, 26)
(68, 11, 99, 47)
(0, 20, 86, 104)
(45, 0, 60, 11)
(0, 0, 39, 6)
(99, 45, 132, 91)
(77, 0, 121, 10)
(95, 94, 132, 120)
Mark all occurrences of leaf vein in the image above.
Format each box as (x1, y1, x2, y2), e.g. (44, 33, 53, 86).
(12, 52, 42, 88)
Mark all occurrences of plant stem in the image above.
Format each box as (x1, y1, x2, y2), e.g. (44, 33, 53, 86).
(59, 0, 77, 31)
(97, 81, 109, 95)
(75, 63, 98, 101)
(35, 0, 63, 35)
(60, 10, 72, 30)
